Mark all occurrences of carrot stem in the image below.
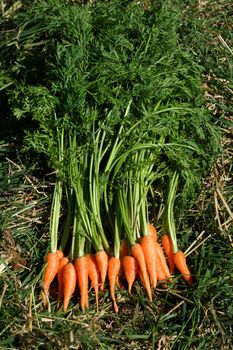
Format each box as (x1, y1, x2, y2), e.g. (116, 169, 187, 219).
(50, 179, 63, 253)
(50, 129, 64, 253)
(164, 171, 179, 253)
(59, 187, 73, 252)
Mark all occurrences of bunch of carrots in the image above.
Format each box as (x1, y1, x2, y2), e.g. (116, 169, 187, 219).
(43, 223, 192, 313)
(42, 124, 193, 314)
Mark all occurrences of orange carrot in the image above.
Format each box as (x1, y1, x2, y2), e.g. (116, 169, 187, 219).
(120, 239, 129, 261)
(116, 274, 125, 290)
(87, 254, 99, 310)
(122, 255, 138, 294)
(137, 266, 144, 283)
(117, 240, 130, 289)
(119, 239, 129, 278)
(141, 235, 157, 288)
(63, 262, 76, 311)
(43, 252, 60, 295)
(56, 249, 64, 260)
(131, 243, 152, 301)
(148, 223, 158, 242)
(156, 242, 173, 281)
(95, 250, 109, 291)
(57, 257, 69, 299)
(108, 257, 121, 313)
(156, 254, 168, 287)
(161, 234, 175, 274)
(173, 251, 193, 286)
(75, 256, 89, 311)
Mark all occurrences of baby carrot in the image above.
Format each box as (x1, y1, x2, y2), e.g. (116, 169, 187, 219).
(43, 252, 60, 295)
(95, 250, 109, 291)
(141, 235, 157, 288)
(131, 243, 152, 301)
(120, 239, 129, 261)
(156, 242, 173, 281)
(75, 256, 89, 311)
(156, 254, 168, 287)
(137, 266, 144, 283)
(173, 251, 193, 286)
(161, 234, 175, 274)
(63, 262, 76, 311)
(122, 255, 138, 294)
(58, 257, 69, 299)
(108, 257, 121, 313)
(87, 254, 99, 310)
(119, 239, 129, 278)
(148, 223, 158, 242)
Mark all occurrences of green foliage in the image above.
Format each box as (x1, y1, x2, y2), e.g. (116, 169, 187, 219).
(0, 0, 221, 214)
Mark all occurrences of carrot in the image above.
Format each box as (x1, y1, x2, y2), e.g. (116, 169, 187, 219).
(56, 249, 64, 260)
(43, 252, 60, 295)
(75, 256, 89, 311)
(156, 242, 173, 281)
(148, 223, 158, 242)
(173, 251, 193, 286)
(131, 243, 152, 301)
(119, 239, 129, 277)
(63, 262, 76, 311)
(116, 240, 129, 289)
(108, 257, 121, 313)
(87, 254, 99, 310)
(137, 266, 144, 283)
(116, 275, 125, 290)
(122, 255, 138, 294)
(95, 250, 109, 291)
(156, 254, 168, 287)
(120, 239, 129, 261)
(161, 234, 175, 274)
(141, 235, 157, 288)
(57, 257, 69, 299)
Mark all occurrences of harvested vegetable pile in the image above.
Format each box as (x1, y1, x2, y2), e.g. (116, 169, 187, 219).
(1, 0, 221, 314)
